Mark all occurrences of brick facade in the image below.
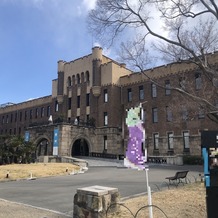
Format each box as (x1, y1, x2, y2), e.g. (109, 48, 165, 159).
(0, 47, 217, 158)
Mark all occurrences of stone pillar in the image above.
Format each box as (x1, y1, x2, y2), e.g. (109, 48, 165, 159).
(73, 185, 120, 218)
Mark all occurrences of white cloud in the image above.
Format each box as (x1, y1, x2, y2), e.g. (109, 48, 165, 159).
(82, 0, 97, 11)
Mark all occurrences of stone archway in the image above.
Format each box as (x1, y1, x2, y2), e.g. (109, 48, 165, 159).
(36, 138, 49, 157)
(71, 138, 89, 156)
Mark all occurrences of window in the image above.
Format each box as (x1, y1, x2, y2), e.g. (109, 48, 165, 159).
(86, 114, 90, 122)
(30, 110, 33, 119)
(153, 133, 159, 150)
(67, 76, 72, 87)
(151, 83, 157, 98)
(195, 73, 202, 90)
(104, 112, 108, 126)
(47, 106, 51, 117)
(77, 96, 80, 108)
(35, 108, 39, 118)
(182, 106, 188, 120)
(165, 80, 171, 95)
(10, 114, 13, 123)
(183, 131, 190, 149)
(166, 106, 173, 122)
(86, 93, 90, 106)
(139, 85, 144, 100)
(15, 112, 17, 122)
(168, 132, 174, 150)
(6, 115, 8, 123)
(104, 89, 108, 103)
(24, 111, 27, 120)
(198, 108, 205, 119)
(179, 77, 186, 90)
(55, 101, 58, 112)
(2, 116, 4, 124)
(41, 107, 45, 117)
(19, 112, 22, 121)
(77, 74, 80, 84)
(68, 98, 72, 110)
(152, 108, 158, 123)
(127, 88, 132, 102)
(86, 71, 90, 82)
(104, 136, 108, 151)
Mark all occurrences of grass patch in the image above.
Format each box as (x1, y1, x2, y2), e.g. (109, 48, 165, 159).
(0, 163, 80, 181)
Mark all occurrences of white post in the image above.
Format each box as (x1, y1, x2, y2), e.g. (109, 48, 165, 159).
(145, 168, 153, 218)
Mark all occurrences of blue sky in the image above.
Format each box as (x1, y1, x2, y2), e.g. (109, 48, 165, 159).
(0, 0, 98, 104)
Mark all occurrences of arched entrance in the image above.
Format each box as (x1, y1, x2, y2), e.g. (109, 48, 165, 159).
(72, 138, 89, 156)
(36, 138, 49, 157)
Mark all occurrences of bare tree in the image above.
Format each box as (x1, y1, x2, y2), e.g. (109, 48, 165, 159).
(88, 0, 218, 122)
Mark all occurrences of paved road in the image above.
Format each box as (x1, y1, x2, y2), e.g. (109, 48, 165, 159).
(0, 159, 203, 217)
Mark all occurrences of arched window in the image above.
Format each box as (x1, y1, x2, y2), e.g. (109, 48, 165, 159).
(76, 74, 80, 84)
(67, 76, 72, 87)
(86, 71, 90, 82)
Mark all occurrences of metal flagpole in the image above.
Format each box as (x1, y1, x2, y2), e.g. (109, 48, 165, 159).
(145, 168, 153, 218)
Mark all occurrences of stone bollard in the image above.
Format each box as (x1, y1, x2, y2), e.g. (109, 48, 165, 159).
(73, 185, 120, 218)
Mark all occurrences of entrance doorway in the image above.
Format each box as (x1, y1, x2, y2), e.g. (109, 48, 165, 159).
(72, 138, 89, 156)
(36, 139, 49, 156)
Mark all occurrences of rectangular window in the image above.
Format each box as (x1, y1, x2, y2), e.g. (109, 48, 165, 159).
(127, 88, 132, 102)
(68, 98, 72, 110)
(139, 85, 144, 100)
(153, 133, 159, 150)
(183, 131, 190, 149)
(35, 108, 39, 118)
(182, 106, 188, 120)
(152, 108, 158, 123)
(151, 83, 157, 98)
(104, 136, 108, 151)
(86, 114, 89, 123)
(77, 96, 80, 108)
(24, 111, 27, 120)
(15, 112, 17, 122)
(86, 93, 90, 106)
(6, 115, 9, 123)
(104, 89, 108, 103)
(165, 80, 171, 95)
(198, 108, 205, 119)
(168, 132, 174, 150)
(166, 106, 173, 122)
(2, 116, 4, 124)
(55, 101, 58, 112)
(179, 77, 186, 90)
(47, 106, 51, 117)
(104, 112, 108, 126)
(195, 73, 202, 90)
(30, 110, 33, 119)
(19, 112, 22, 121)
(41, 107, 45, 117)
(10, 114, 13, 123)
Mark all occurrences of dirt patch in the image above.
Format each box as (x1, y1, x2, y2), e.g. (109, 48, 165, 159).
(108, 183, 207, 218)
(0, 163, 80, 181)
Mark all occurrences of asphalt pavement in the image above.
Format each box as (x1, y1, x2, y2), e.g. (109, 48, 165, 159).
(0, 158, 203, 217)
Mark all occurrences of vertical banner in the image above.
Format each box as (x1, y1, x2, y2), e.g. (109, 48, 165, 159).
(24, 131, 30, 142)
(53, 128, 59, 156)
(124, 104, 147, 170)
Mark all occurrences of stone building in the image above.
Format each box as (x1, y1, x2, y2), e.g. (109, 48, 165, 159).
(0, 47, 217, 160)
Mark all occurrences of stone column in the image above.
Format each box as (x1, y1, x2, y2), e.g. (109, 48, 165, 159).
(73, 185, 120, 218)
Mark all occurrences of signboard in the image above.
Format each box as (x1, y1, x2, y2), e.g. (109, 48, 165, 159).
(53, 128, 59, 156)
